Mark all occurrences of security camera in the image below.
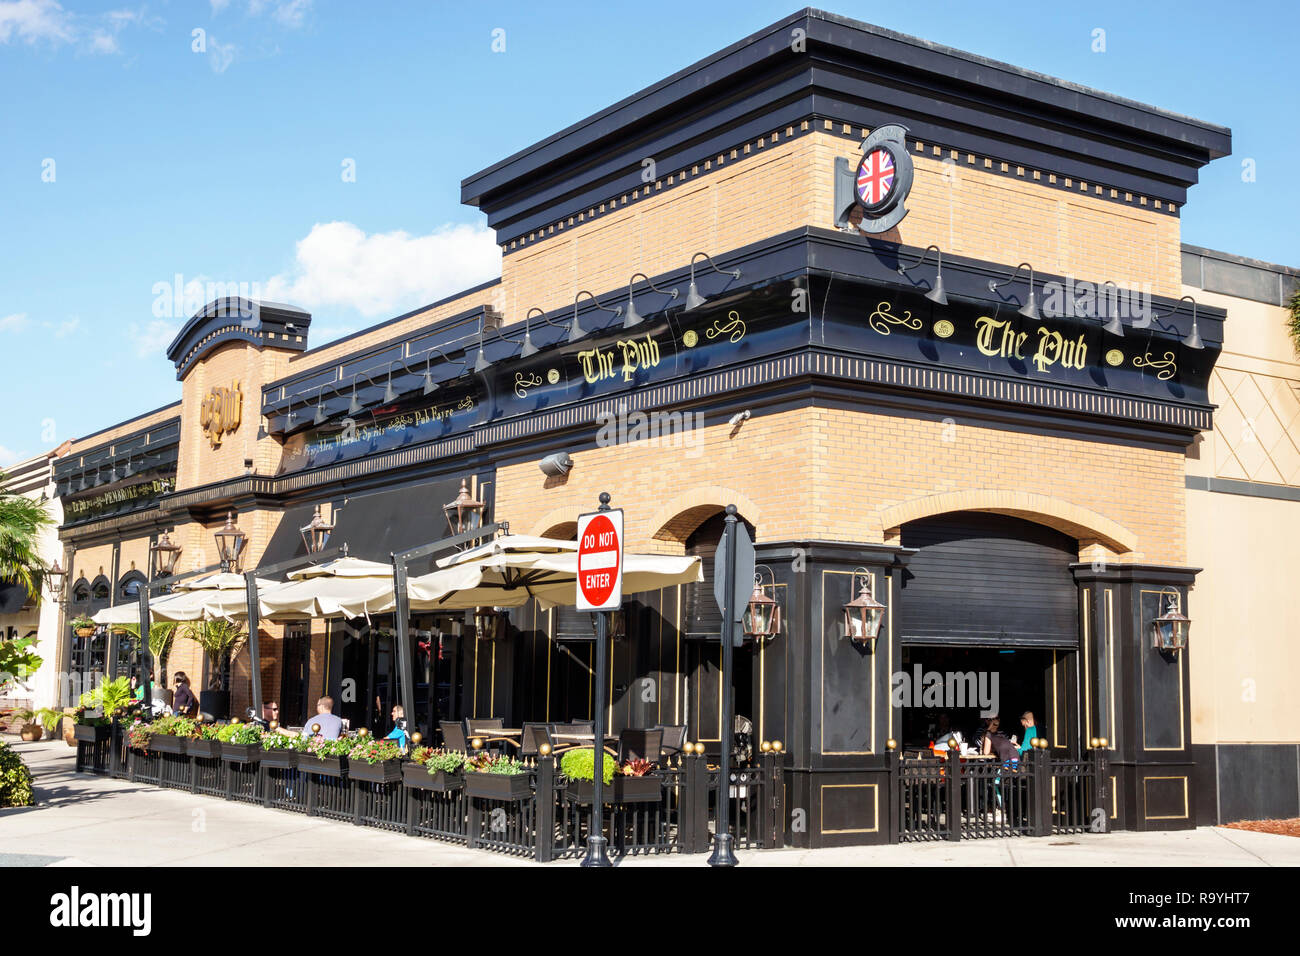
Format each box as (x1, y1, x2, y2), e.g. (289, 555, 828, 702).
(539, 452, 573, 477)
(728, 409, 751, 428)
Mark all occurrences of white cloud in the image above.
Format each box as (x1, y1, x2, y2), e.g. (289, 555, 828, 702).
(44, 317, 80, 338)
(262, 221, 501, 320)
(129, 318, 180, 358)
(0, 0, 151, 54)
(0, 444, 24, 467)
(0, 312, 30, 332)
(208, 36, 235, 73)
(209, 0, 231, 13)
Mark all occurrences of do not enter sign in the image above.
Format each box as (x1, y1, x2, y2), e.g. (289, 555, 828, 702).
(576, 508, 624, 611)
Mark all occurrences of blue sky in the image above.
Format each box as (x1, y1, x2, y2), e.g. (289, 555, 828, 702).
(2, 0, 1296, 462)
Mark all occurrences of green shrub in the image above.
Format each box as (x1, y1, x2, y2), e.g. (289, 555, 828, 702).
(0, 741, 35, 807)
(425, 750, 465, 775)
(560, 748, 615, 785)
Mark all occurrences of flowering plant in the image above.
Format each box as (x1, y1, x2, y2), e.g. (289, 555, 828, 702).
(464, 753, 526, 776)
(261, 732, 308, 751)
(149, 715, 196, 738)
(197, 724, 221, 740)
(227, 723, 264, 745)
(126, 721, 152, 751)
(424, 750, 465, 775)
(303, 735, 354, 759)
(618, 758, 655, 777)
(347, 738, 404, 765)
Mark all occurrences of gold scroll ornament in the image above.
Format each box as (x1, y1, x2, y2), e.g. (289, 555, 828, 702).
(1132, 351, 1177, 381)
(200, 380, 243, 448)
(868, 301, 921, 335)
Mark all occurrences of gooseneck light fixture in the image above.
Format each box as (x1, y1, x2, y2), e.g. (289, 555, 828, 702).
(684, 252, 742, 311)
(313, 384, 329, 425)
(842, 567, 886, 645)
(473, 313, 524, 373)
(1150, 587, 1191, 652)
(414, 347, 467, 395)
(988, 262, 1040, 321)
(346, 366, 395, 417)
(1152, 295, 1204, 350)
(519, 308, 544, 359)
(623, 272, 679, 329)
(1098, 281, 1124, 338)
(897, 245, 949, 306)
(568, 290, 622, 343)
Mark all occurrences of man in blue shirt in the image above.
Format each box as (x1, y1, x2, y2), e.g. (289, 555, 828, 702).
(1018, 711, 1038, 756)
(300, 696, 344, 740)
(384, 704, 409, 749)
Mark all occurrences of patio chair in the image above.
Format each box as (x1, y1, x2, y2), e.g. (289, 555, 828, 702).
(617, 728, 663, 764)
(465, 717, 504, 736)
(440, 720, 468, 752)
(520, 722, 553, 757)
(656, 724, 687, 757)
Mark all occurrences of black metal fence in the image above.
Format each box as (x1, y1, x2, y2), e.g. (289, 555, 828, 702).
(892, 748, 1108, 842)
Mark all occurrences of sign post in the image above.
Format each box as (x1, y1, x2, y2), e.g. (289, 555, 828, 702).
(576, 493, 623, 868)
(709, 504, 749, 866)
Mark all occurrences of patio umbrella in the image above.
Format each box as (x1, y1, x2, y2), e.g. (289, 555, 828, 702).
(257, 555, 395, 621)
(143, 572, 280, 623)
(91, 590, 191, 626)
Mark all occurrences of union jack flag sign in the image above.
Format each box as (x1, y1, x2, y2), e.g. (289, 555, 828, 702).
(856, 147, 896, 207)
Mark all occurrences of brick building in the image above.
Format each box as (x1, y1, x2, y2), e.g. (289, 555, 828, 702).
(49, 10, 1298, 844)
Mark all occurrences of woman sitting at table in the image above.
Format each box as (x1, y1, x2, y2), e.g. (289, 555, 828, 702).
(980, 717, 1019, 764)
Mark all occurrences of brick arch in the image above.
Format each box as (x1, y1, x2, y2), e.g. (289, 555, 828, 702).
(647, 487, 764, 548)
(879, 489, 1138, 554)
(527, 507, 580, 540)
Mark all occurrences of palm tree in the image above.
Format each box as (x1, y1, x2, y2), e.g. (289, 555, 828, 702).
(180, 620, 246, 691)
(116, 621, 179, 688)
(0, 473, 55, 602)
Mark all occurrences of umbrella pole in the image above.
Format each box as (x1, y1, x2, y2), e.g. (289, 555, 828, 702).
(391, 554, 417, 748)
(244, 570, 263, 720)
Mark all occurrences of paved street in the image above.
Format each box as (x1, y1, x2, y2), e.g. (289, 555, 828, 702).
(3, 739, 1298, 867)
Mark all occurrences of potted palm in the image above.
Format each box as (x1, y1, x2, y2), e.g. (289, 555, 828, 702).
(462, 752, 531, 800)
(403, 747, 464, 791)
(11, 707, 64, 742)
(182, 620, 245, 720)
(346, 737, 404, 783)
(73, 677, 132, 743)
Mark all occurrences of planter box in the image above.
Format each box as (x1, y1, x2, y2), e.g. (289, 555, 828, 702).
(402, 763, 462, 791)
(220, 742, 262, 764)
(186, 739, 220, 759)
(348, 759, 402, 784)
(260, 748, 299, 769)
(566, 774, 664, 805)
(150, 734, 187, 755)
(73, 723, 111, 743)
(464, 771, 532, 801)
(299, 754, 346, 777)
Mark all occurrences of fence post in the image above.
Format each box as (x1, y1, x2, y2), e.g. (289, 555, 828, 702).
(352, 779, 363, 827)
(945, 748, 961, 842)
(189, 756, 199, 795)
(467, 796, 480, 849)
(1090, 745, 1110, 833)
(535, 755, 556, 863)
(767, 751, 785, 848)
(1030, 746, 1052, 836)
(887, 748, 901, 845)
(261, 765, 272, 808)
(306, 771, 317, 817)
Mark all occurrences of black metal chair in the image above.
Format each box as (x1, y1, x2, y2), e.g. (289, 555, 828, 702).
(520, 722, 553, 757)
(465, 717, 504, 736)
(656, 724, 687, 757)
(617, 728, 663, 764)
(440, 720, 468, 752)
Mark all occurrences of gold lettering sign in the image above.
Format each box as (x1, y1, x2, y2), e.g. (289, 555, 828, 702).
(578, 334, 662, 385)
(200, 380, 243, 448)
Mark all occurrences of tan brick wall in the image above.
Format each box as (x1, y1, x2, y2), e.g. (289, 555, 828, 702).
(494, 405, 1185, 565)
(67, 403, 182, 457)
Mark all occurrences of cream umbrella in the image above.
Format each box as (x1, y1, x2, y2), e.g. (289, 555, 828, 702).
(147, 573, 281, 622)
(258, 555, 395, 621)
(91, 591, 191, 626)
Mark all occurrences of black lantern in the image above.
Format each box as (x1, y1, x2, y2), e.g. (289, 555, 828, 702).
(444, 478, 486, 536)
(473, 606, 507, 641)
(299, 505, 334, 554)
(742, 566, 781, 640)
(843, 567, 886, 644)
(213, 511, 248, 572)
(149, 532, 183, 578)
(1151, 588, 1190, 652)
(46, 560, 67, 603)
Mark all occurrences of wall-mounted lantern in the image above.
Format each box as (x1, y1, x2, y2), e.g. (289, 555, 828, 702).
(213, 511, 248, 573)
(46, 560, 68, 603)
(742, 565, 781, 640)
(444, 479, 486, 537)
(1150, 588, 1190, 652)
(149, 532, 183, 578)
(843, 567, 886, 645)
(299, 505, 334, 554)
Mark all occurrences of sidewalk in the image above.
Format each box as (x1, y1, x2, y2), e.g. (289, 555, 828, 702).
(3, 739, 1297, 867)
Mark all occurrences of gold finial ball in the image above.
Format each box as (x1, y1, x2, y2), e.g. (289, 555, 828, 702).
(1098, 737, 1109, 749)
(771, 740, 783, 753)
(946, 736, 959, 751)
(411, 732, 422, 746)
(682, 741, 693, 755)
(471, 737, 484, 750)
(886, 738, 898, 751)
(1038, 738, 1049, 749)
(539, 742, 552, 756)
(269, 720, 279, 731)
(358, 727, 369, 738)
(760, 740, 772, 753)
(1090, 737, 1099, 749)
(310, 723, 321, 734)
(694, 742, 706, 755)
(231, 717, 240, 725)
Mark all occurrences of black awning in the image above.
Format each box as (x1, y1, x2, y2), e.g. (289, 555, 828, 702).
(257, 502, 319, 572)
(328, 476, 465, 575)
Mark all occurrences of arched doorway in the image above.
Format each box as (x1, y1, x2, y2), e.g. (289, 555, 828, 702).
(897, 513, 1081, 755)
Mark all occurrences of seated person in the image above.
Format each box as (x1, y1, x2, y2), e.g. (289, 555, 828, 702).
(980, 717, 1019, 763)
(384, 704, 409, 749)
(1018, 711, 1039, 755)
(299, 696, 344, 740)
